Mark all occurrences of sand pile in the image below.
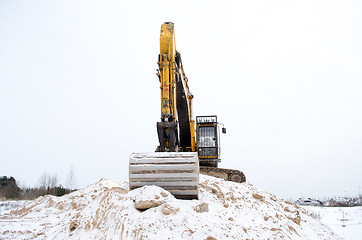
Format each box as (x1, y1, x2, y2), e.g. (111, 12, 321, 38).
(0, 175, 341, 239)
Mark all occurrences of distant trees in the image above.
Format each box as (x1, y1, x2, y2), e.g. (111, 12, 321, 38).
(2, 169, 77, 200)
(0, 176, 21, 199)
(38, 172, 72, 197)
(20, 170, 74, 199)
(38, 172, 58, 195)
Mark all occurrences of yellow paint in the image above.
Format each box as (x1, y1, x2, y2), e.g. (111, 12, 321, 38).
(159, 22, 176, 120)
(190, 120, 196, 151)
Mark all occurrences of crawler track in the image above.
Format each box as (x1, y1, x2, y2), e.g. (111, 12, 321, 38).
(200, 167, 246, 183)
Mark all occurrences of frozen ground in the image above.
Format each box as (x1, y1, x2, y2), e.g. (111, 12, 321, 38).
(0, 175, 342, 239)
(304, 206, 362, 240)
(0, 200, 28, 216)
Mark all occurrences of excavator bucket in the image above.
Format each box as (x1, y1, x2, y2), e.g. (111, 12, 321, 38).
(129, 152, 199, 199)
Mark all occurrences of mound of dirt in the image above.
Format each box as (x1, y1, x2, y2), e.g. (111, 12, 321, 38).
(0, 175, 341, 239)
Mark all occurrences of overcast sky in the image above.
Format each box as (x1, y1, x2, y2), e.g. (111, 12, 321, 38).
(1, 0, 361, 199)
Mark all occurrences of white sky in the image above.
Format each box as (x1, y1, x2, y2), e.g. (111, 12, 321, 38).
(1, 0, 361, 200)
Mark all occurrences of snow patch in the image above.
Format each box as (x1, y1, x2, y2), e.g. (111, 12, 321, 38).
(0, 175, 341, 239)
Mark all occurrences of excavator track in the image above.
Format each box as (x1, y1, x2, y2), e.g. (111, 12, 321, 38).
(200, 166, 246, 183)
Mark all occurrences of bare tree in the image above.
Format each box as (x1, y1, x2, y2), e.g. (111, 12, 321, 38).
(39, 172, 49, 194)
(39, 172, 58, 195)
(49, 174, 58, 189)
(49, 174, 58, 195)
(66, 166, 76, 192)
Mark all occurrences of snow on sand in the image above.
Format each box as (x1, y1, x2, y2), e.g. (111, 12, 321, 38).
(0, 175, 341, 239)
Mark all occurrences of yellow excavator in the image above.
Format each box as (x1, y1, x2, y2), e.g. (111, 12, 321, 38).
(129, 22, 245, 199)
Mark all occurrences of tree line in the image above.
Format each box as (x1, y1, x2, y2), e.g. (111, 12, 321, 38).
(1, 168, 77, 200)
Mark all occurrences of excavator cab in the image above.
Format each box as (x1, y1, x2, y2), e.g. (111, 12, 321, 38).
(196, 116, 223, 168)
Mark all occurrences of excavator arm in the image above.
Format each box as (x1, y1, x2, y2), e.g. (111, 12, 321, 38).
(156, 22, 195, 153)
